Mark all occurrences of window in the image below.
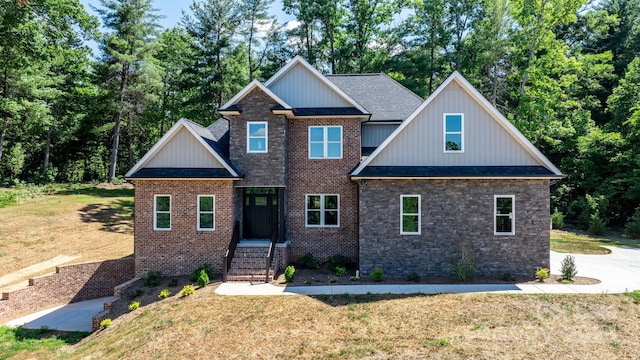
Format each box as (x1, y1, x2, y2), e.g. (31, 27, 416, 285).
(306, 194, 339, 227)
(197, 195, 215, 231)
(247, 122, 267, 153)
(444, 113, 464, 152)
(495, 195, 515, 235)
(401, 195, 421, 235)
(154, 195, 171, 230)
(309, 126, 342, 159)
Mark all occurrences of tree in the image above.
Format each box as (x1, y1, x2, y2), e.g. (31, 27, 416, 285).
(242, 0, 275, 80)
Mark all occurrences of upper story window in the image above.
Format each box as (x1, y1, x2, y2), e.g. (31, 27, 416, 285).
(401, 195, 421, 235)
(306, 194, 339, 227)
(444, 113, 464, 152)
(494, 195, 515, 235)
(309, 126, 342, 159)
(247, 122, 268, 153)
(197, 195, 215, 231)
(154, 195, 171, 230)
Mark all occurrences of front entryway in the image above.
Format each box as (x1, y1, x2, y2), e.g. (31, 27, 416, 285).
(243, 188, 279, 239)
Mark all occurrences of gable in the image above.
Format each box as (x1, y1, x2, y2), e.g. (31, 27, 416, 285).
(145, 127, 226, 168)
(353, 72, 563, 178)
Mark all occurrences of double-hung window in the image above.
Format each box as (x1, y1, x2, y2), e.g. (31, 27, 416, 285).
(197, 195, 215, 231)
(401, 195, 421, 235)
(444, 113, 464, 152)
(154, 195, 171, 230)
(306, 194, 339, 227)
(309, 126, 342, 159)
(494, 195, 515, 235)
(247, 122, 268, 153)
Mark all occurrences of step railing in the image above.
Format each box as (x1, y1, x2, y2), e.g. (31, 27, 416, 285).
(222, 221, 240, 282)
(264, 223, 278, 283)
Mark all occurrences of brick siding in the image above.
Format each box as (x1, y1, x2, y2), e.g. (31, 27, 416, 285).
(134, 180, 235, 277)
(0, 258, 134, 323)
(358, 179, 550, 277)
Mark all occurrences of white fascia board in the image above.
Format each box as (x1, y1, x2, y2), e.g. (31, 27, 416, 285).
(127, 178, 240, 181)
(220, 79, 291, 110)
(264, 56, 368, 114)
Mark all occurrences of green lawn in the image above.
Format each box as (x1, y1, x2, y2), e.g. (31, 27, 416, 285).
(0, 326, 87, 360)
(551, 229, 640, 254)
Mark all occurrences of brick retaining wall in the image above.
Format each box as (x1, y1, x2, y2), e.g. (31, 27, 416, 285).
(0, 258, 134, 324)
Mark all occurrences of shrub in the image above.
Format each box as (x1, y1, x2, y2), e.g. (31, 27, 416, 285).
(328, 276, 337, 283)
(335, 266, 347, 276)
(588, 212, 606, 235)
(560, 255, 578, 281)
(284, 265, 296, 282)
(325, 254, 353, 269)
(535, 267, 549, 282)
(349, 276, 359, 281)
(624, 209, 640, 239)
(168, 278, 178, 287)
(190, 263, 216, 282)
(451, 242, 476, 282)
(128, 288, 144, 299)
(407, 271, 421, 283)
(181, 285, 195, 297)
(99, 319, 112, 330)
(158, 289, 172, 299)
(624, 290, 640, 304)
(298, 253, 319, 269)
(197, 269, 210, 287)
(551, 208, 564, 229)
(144, 271, 162, 287)
(570, 194, 608, 230)
(501, 271, 516, 282)
(128, 301, 140, 311)
(371, 267, 384, 282)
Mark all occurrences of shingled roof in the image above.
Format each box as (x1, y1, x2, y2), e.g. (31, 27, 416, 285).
(326, 74, 423, 122)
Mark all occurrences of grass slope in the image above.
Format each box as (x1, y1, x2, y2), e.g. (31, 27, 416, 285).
(551, 230, 640, 254)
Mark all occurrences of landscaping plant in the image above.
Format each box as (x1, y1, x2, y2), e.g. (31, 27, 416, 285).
(535, 267, 549, 282)
(284, 265, 296, 282)
(371, 267, 384, 282)
(99, 319, 112, 330)
(190, 263, 216, 282)
(158, 289, 172, 299)
(181, 285, 195, 297)
(144, 271, 162, 287)
(560, 255, 578, 281)
(128, 301, 140, 311)
(298, 253, 319, 269)
(197, 269, 210, 287)
(335, 266, 347, 276)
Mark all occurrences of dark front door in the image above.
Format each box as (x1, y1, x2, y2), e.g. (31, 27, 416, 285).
(243, 188, 278, 239)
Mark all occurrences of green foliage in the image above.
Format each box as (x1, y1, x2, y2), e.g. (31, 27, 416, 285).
(335, 266, 347, 277)
(551, 208, 564, 229)
(197, 269, 210, 287)
(298, 252, 319, 269)
(128, 288, 144, 299)
(371, 267, 384, 282)
(588, 212, 606, 235)
(0, 190, 18, 208)
(535, 267, 550, 282)
(168, 278, 178, 287)
(501, 271, 516, 282)
(180, 285, 195, 297)
(190, 263, 216, 282)
(128, 301, 140, 311)
(144, 271, 162, 287)
(560, 255, 578, 281)
(407, 271, 421, 283)
(328, 276, 337, 283)
(451, 242, 476, 282)
(284, 265, 296, 282)
(570, 194, 608, 230)
(624, 209, 640, 239)
(0, 325, 87, 358)
(324, 254, 353, 270)
(158, 289, 172, 299)
(99, 319, 112, 330)
(624, 290, 640, 304)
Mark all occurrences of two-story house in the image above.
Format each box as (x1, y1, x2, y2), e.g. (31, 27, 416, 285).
(125, 56, 564, 281)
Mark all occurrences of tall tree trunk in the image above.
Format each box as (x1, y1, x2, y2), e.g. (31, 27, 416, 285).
(248, 13, 255, 80)
(127, 112, 135, 170)
(0, 126, 6, 163)
(108, 64, 128, 182)
(43, 127, 51, 176)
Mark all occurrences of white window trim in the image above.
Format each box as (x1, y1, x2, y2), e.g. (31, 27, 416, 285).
(400, 195, 421, 235)
(305, 194, 340, 227)
(308, 125, 343, 159)
(197, 195, 215, 231)
(494, 195, 515, 235)
(443, 113, 464, 153)
(154, 194, 171, 231)
(247, 121, 268, 153)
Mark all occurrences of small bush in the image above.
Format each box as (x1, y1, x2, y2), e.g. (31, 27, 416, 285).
(284, 265, 296, 282)
(144, 271, 162, 287)
(349, 276, 359, 281)
(128, 301, 140, 311)
(407, 271, 421, 282)
(335, 266, 347, 276)
(451, 242, 476, 282)
(128, 288, 144, 299)
(588, 213, 606, 235)
(551, 208, 564, 229)
(99, 318, 112, 330)
(501, 271, 516, 282)
(325, 254, 353, 269)
(304, 279, 313, 285)
(624, 210, 640, 239)
(197, 269, 210, 287)
(328, 276, 337, 283)
(560, 255, 578, 281)
(371, 267, 384, 282)
(190, 263, 216, 282)
(168, 278, 178, 287)
(158, 289, 172, 299)
(535, 267, 549, 282)
(181, 284, 195, 297)
(298, 253, 319, 269)
(624, 290, 640, 304)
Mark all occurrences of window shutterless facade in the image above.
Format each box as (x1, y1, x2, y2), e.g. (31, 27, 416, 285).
(197, 195, 215, 231)
(444, 113, 464, 152)
(305, 194, 339, 227)
(247, 122, 268, 153)
(400, 195, 421, 235)
(308, 126, 342, 159)
(154, 195, 171, 230)
(494, 195, 515, 235)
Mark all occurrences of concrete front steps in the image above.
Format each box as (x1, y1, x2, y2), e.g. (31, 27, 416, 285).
(226, 247, 277, 282)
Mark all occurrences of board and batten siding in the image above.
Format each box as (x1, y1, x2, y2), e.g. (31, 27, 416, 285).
(145, 127, 225, 168)
(369, 82, 540, 167)
(268, 64, 352, 108)
(361, 123, 399, 148)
